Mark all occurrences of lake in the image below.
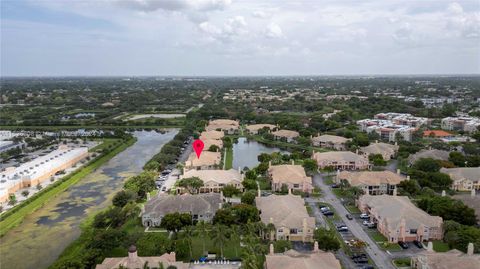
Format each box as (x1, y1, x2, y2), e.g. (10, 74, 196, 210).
(231, 137, 288, 170)
(0, 130, 178, 269)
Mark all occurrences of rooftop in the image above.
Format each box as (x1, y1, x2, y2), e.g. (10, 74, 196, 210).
(271, 129, 300, 138)
(265, 249, 341, 269)
(268, 164, 311, 185)
(181, 169, 242, 185)
(255, 194, 315, 228)
(338, 170, 406, 186)
(144, 193, 223, 219)
(311, 134, 350, 144)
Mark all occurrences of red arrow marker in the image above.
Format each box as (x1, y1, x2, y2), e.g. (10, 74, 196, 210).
(193, 139, 204, 158)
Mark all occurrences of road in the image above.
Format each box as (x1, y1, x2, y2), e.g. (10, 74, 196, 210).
(313, 173, 396, 269)
(304, 197, 328, 229)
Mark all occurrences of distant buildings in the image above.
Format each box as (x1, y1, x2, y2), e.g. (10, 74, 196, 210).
(312, 151, 370, 170)
(205, 119, 240, 134)
(441, 116, 480, 133)
(0, 145, 88, 203)
(184, 151, 221, 171)
(357, 195, 443, 243)
(265, 243, 341, 269)
(407, 149, 450, 165)
(255, 194, 315, 242)
(180, 168, 244, 193)
(267, 161, 312, 193)
(142, 193, 223, 227)
(423, 130, 453, 139)
(95, 245, 187, 269)
(311, 134, 350, 150)
(200, 130, 224, 140)
(440, 167, 480, 191)
(271, 129, 300, 143)
(359, 141, 399, 161)
(245, 124, 277, 135)
(357, 113, 428, 142)
(336, 170, 407, 195)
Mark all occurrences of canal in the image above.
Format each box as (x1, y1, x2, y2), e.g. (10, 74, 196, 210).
(0, 130, 178, 269)
(232, 137, 288, 170)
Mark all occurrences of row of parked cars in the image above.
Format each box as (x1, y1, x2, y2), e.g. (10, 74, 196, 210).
(320, 206, 335, 216)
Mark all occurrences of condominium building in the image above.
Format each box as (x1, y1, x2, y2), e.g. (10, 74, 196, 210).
(336, 170, 407, 195)
(271, 129, 300, 143)
(142, 193, 223, 227)
(407, 149, 450, 165)
(245, 124, 277, 135)
(440, 167, 480, 191)
(205, 119, 240, 134)
(311, 134, 350, 150)
(267, 161, 312, 193)
(200, 130, 224, 140)
(180, 168, 244, 193)
(184, 151, 221, 171)
(357, 113, 428, 142)
(265, 242, 341, 269)
(312, 151, 370, 170)
(0, 145, 88, 203)
(359, 141, 399, 161)
(256, 193, 315, 242)
(441, 116, 480, 133)
(411, 246, 480, 269)
(357, 195, 443, 243)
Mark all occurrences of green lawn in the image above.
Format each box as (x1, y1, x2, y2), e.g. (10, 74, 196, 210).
(224, 147, 233, 170)
(323, 176, 335, 185)
(393, 257, 411, 268)
(432, 240, 450, 252)
(369, 230, 387, 242)
(345, 205, 361, 213)
(90, 138, 122, 152)
(0, 137, 136, 237)
(187, 235, 241, 260)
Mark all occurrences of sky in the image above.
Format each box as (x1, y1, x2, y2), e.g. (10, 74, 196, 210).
(1, 0, 479, 76)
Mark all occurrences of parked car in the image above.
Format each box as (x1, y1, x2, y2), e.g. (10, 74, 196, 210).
(346, 214, 353, 220)
(367, 223, 377, 229)
(337, 226, 349, 232)
(331, 184, 339, 188)
(323, 211, 334, 216)
(320, 206, 330, 212)
(413, 240, 423, 249)
(359, 265, 374, 269)
(359, 213, 370, 219)
(398, 241, 409, 249)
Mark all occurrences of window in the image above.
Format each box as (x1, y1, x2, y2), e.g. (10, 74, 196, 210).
(290, 228, 298, 234)
(293, 184, 299, 188)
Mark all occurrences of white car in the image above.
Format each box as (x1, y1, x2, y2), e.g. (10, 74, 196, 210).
(360, 213, 370, 219)
(320, 206, 330, 212)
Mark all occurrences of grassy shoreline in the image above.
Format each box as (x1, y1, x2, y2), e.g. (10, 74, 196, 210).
(0, 137, 136, 237)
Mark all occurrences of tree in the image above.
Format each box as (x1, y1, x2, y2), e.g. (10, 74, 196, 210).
(302, 159, 318, 175)
(242, 179, 257, 190)
(160, 212, 192, 233)
(449, 152, 466, 167)
(36, 184, 43, 190)
(112, 190, 137, 207)
(222, 185, 240, 198)
(195, 221, 211, 256)
(417, 196, 477, 226)
(208, 145, 220, 152)
(273, 240, 292, 253)
(241, 191, 256, 205)
(124, 171, 157, 199)
(257, 153, 272, 163)
(369, 154, 387, 166)
(413, 158, 441, 172)
(314, 228, 341, 251)
(182, 225, 194, 260)
(210, 225, 230, 258)
(397, 179, 421, 196)
(177, 177, 204, 194)
(8, 194, 16, 206)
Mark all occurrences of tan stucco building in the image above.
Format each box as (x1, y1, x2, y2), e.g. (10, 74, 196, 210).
(268, 161, 312, 193)
(311, 134, 350, 150)
(265, 242, 341, 269)
(440, 167, 480, 191)
(96, 246, 187, 269)
(245, 124, 277, 135)
(184, 151, 221, 171)
(336, 170, 407, 195)
(255, 194, 315, 242)
(271, 129, 300, 143)
(357, 195, 443, 243)
(359, 141, 399, 161)
(312, 151, 370, 170)
(205, 119, 240, 134)
(180, 168, 244, 193)
(411, 247, 480, 269)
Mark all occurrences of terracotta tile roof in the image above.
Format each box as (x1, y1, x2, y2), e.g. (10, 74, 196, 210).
(423, 130, 453, 137)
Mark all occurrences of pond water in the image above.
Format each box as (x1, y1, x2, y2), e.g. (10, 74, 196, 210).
(231, 137, 288, 170)
(0, 130, 178, 269)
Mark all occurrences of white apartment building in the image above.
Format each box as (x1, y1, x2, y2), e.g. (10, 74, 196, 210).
(357, 113, 428, 142)
(441, 117, 480, 133)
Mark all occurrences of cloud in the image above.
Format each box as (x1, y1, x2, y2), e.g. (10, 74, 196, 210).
(265, 22, 283, 38)
(252, 10, 269, 18)
(114, 0, 231, 12)
(198, 16, 248, 42)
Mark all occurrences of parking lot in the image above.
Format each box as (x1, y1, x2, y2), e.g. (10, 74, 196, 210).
(156, 137, 193, 194)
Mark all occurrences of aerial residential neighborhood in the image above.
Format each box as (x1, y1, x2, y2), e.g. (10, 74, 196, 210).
(1, 1, 480, 269)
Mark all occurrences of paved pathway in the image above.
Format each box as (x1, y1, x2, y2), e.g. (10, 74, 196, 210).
(313, 173, 396, 269)
(304, 197, 328, 229)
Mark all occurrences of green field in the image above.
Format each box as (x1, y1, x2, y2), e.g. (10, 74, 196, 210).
(432, 240, 450, 252)
(0, 137, 135, 237)
(393, 257, 411, 268)
(224, 147, 233, 170)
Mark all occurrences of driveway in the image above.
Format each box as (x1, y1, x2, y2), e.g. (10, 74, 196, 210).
(304, 197, 328, 229)
(313, 173, 396, 269)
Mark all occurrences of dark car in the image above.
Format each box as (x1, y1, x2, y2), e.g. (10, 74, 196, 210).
(322, 211, 334, 216)
(331, 184, 339, 188)
(413, 240, 423, 249)
(346, 214, 353, 220)
(398, 241, 409, 249)
(359, 265, 374, 269)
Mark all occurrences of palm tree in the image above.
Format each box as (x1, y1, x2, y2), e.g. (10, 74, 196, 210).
(265, 223, 276, 241)
(230, 225, 241, 257)
(210, 224, 230, 258)
(195, 221, 211, 256)
(183, 225, 195, 260)
(241, 235, 261, 269)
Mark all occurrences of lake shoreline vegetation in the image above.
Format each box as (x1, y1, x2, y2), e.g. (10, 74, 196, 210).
(0, 134, 136, 237)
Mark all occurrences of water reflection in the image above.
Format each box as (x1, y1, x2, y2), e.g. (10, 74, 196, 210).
(0, 130, 178, 269)
(232, 137, 288, 170)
